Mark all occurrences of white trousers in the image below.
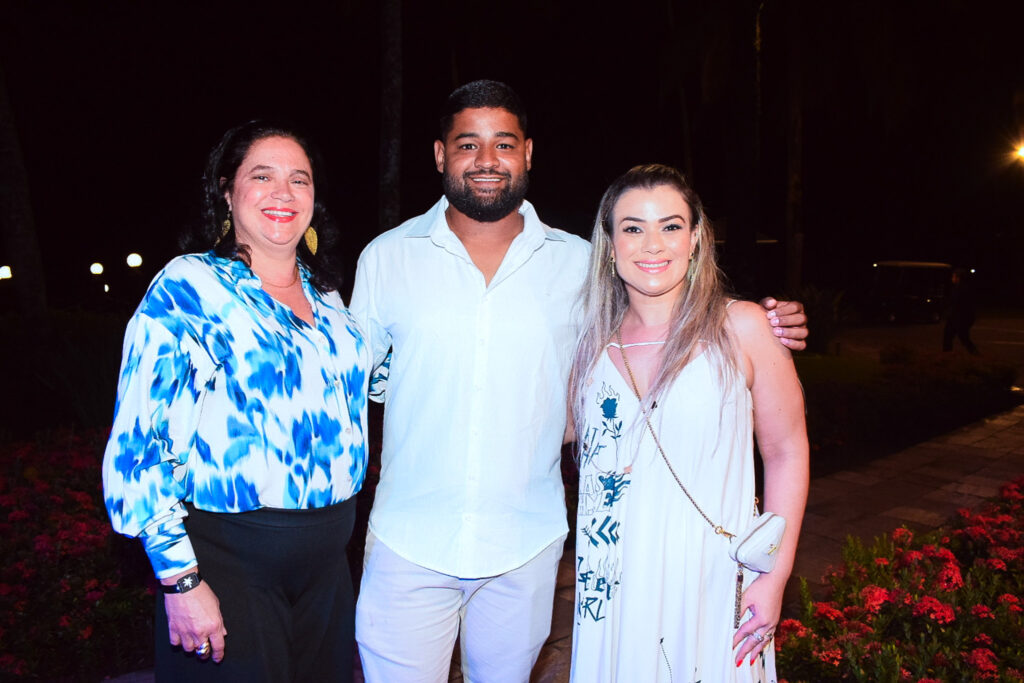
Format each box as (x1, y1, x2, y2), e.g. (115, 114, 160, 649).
(355, 531, 566, 683)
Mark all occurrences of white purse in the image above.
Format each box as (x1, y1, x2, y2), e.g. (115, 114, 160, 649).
(729, 511, 786, 574)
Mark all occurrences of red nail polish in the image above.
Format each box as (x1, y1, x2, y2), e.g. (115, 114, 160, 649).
(736, 659, 742, 668)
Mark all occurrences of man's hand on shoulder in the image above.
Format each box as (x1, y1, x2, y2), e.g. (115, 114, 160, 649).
(759, 297, 808, 351)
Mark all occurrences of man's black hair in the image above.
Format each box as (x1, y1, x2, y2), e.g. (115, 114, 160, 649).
(439, 80, 528, 141)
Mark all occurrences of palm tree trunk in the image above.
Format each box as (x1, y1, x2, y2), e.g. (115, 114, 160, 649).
(378, 0, 402, 232)
(0, 65, 47, 316)
(784, 0, 804, 293)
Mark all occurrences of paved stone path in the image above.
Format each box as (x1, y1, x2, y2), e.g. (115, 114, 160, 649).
(109, 404, 1024, 683)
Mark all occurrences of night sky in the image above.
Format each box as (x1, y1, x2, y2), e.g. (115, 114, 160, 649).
(2, 0, 1023, 310)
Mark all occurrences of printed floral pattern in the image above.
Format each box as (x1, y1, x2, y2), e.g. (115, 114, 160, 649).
(577, 382, 630, 625)
(102, 252, 370, 578)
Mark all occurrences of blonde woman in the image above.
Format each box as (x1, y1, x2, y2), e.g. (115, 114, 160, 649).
(569, 165, 809, 682)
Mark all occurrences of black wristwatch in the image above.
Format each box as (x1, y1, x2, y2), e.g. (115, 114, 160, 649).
(161, 571, 202, 594)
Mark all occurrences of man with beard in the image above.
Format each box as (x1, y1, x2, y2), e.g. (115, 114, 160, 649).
(350, 80, 807, 682)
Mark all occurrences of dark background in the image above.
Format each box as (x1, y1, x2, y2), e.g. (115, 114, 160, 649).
(2, 0, 1023, 311)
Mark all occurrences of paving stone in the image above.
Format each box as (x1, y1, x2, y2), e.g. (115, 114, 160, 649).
(831, 469, 884, 486)
(806, 476, 863, 506)
(531, 639, 571, 683)
(882, 448, 940, 467)
(923, 488, 983, 508)
(881, 506, 947, 526)
(941, 480, 1002, 498)
(548, 593, 575, 644)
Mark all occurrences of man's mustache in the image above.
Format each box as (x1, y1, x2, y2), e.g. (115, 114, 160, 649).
(464, 170, 512, 180)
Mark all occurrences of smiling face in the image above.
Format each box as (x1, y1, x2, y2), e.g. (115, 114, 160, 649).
(434, 107, 533, 223)
(610, 184, 696, 305)
(224, 135, 314, 256)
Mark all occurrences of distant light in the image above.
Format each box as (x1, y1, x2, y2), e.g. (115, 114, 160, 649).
(0, 265, 11, 280)
(1017, 145, 1024, 159)
(126, 253, 143, 268)
(103, 284, 110, 293)
(872, 263, 878, 268)
(970, 268, 976, 274)
(90, 262, 104, 275)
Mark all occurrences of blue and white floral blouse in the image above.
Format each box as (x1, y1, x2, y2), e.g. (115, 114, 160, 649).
(102, 252, 370, 579)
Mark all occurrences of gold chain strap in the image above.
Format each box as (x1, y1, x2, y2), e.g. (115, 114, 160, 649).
(614, 328, 735, 540)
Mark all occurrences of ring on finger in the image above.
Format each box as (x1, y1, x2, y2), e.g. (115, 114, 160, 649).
(196, 640, 211, 656)
(752, 631, 765, 643)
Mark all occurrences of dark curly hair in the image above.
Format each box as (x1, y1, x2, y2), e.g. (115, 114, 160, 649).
(439, 80, 528, 141)
(180, 120, 345, 293)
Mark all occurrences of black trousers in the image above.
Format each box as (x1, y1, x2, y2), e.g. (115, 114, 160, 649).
(943, 316, 978, 354)
(155, 499, 356, 683)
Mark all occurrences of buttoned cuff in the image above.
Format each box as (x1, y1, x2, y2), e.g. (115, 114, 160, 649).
(141, 523, 198, 580)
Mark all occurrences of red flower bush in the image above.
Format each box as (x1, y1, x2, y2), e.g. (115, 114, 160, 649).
(0, 429, 154, 681)
(777, 477, 1024, 681)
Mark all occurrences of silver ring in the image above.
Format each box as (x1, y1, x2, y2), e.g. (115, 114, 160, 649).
(196, 641, 211, 656)
(752, 631, 765, 643)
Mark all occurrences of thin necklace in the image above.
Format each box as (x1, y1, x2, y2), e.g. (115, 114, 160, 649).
(261, 268, 300, 288)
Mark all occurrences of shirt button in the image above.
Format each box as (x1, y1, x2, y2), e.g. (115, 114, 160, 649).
(345, 427, 352, 435)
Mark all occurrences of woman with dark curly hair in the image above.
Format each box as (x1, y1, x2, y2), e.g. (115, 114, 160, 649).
(103, 121, 369, 682)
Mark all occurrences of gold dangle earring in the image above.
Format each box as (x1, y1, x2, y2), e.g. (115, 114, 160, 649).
(217, 212, 231, 245)
(687, 247, 697, 283)
(304, 226, 318, 255)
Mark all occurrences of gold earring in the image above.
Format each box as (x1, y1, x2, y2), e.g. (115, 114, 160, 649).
(304, 226, 318, 255)
(216, 214, 231, 245)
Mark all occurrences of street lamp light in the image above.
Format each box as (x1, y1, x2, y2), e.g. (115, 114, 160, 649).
(90, 262, 104, 275)
(0, 265, 11, 280)
(126, 253, 142, 268)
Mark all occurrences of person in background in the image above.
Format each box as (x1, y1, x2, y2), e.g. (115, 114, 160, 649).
(102, 121, 369, 682)
(569, 164, 809, 682)
(943, 267, 979, 354)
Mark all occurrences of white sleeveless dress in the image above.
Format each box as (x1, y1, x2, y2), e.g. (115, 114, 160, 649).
(570, 345, 777, 683)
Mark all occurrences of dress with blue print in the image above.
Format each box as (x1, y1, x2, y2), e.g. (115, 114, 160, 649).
(571, 348, 775, 683)
(102, 252, 370, 579)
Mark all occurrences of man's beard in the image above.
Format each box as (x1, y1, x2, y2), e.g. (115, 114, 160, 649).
(443, 169, 530, 223)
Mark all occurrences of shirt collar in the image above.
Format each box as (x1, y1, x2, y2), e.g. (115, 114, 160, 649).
(406, 197, 567, 244)
(207, 251, 311, 289)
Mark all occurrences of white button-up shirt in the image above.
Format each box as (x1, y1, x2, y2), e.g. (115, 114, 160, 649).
(350, 197, 591, 577)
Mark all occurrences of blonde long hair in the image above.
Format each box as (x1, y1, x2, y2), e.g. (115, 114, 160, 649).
(569, 164, 738, 436)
